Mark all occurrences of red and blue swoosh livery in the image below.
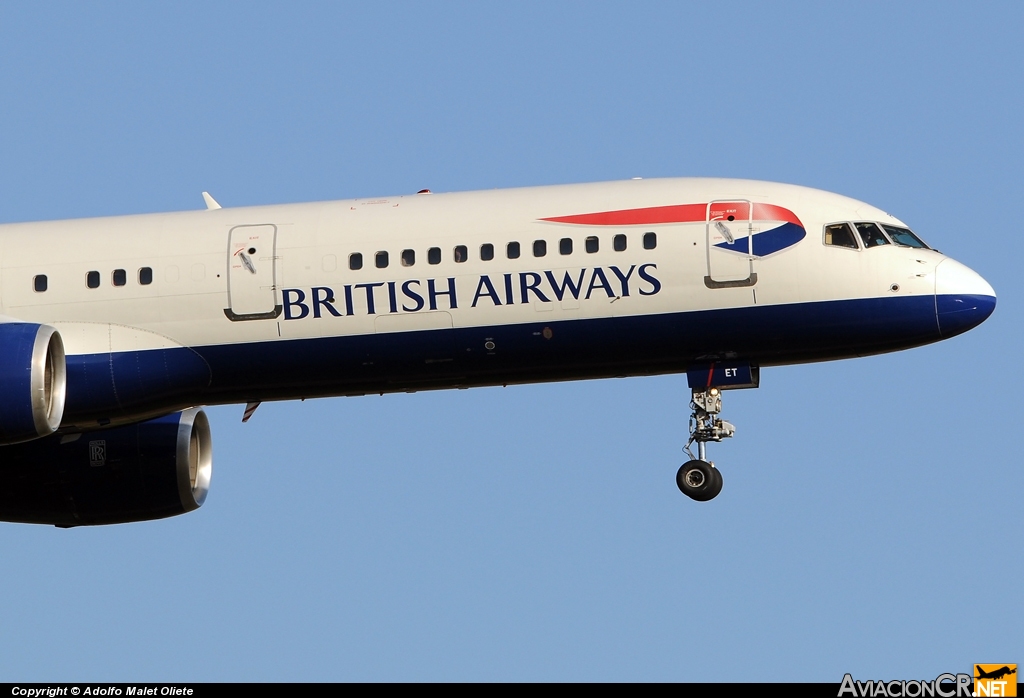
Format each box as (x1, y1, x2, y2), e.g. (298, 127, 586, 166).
(542, 202, 806, 257)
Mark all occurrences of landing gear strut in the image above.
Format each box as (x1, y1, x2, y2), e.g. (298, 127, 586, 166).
(677, 387, 735, 501)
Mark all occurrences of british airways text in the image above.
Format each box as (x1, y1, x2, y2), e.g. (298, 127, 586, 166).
(282, 264, 661, 320)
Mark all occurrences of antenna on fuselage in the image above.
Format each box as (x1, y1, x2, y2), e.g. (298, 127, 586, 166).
(202, 192, 222, 210)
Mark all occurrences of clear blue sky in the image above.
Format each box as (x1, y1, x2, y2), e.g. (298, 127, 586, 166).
(0, 2, 1019, 681)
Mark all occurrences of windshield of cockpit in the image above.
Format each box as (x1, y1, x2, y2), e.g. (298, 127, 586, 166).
(880, 224, 929, 249)
(824, 222, 931, 250)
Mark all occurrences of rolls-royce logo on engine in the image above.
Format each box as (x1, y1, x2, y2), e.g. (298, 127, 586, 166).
(89, 440, 106, 467)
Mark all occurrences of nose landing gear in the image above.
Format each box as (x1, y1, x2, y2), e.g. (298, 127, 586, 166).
(677, 362, 758, 502)
(677, 386, 735, 502)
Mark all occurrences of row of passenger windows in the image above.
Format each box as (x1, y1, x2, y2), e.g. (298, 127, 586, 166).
(33, 267, 153, 293)
(29, 233, 660, 291)
(27, 222, 931, 292)
(349, 232, 657, 270)
(824, 222, 929, 250)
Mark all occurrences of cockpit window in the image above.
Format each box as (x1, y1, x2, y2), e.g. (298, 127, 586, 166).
(824, 223, 858, 249)
(855, 222, 890, 248)
(881, 224, 929, 249)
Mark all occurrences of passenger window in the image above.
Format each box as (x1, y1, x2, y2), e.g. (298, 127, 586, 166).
(559, 238, 572, 255)
(643, 232, 657, 250)
(349, 253, 363, 270)
(454, 245, 468, 263)
(86, 271, 100, 288)
(480, 243, 494, 261)
(613, 234, 627, 251)
(507, 242, 521, 259)
(112, 269, 127, 286)
(585, 236, 599, 253)
(533, 240, 547, 257)
(428, 247, 441, 265)
(855, 222, 889, 248)
(375, 251, 389, 269)
(33, 275, 47, 292)
(139, 267, 153, 285)
(824, 223, 859, 249)
(401, 249, 415, 267)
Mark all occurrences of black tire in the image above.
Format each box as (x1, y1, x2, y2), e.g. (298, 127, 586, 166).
(706, 464, 723, 500)
(676, 459, 723, 501)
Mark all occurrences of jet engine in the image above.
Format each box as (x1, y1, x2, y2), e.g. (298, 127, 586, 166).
(0, 323, 66, 444)
(0, 407, 212, 526)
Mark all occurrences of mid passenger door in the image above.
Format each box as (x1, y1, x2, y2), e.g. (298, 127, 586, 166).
(705, 200, 756, 288)
(225, 224, 282, 321)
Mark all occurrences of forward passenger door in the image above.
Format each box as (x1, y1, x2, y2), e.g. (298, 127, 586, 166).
(705, 200, 756, 288)
(225, 224, 282, 321)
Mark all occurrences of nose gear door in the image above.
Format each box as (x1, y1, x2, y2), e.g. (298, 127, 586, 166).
(225, 224, 282, 321)
(705, 200, 757, 288)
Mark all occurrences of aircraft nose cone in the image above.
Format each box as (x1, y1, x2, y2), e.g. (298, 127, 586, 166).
(934, 258, 996, 338)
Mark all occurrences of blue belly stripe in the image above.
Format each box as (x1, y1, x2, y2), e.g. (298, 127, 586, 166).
(58, 293, 991, 419)
(192, 294, 946, 402)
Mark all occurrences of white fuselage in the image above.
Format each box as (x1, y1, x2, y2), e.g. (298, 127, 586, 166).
(0, 178, 995, 430)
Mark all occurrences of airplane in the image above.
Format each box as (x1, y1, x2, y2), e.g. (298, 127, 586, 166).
(975, 666, 1016, 681)
(0, 177, 996, 525)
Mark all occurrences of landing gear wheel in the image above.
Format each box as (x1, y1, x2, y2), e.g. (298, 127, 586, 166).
(676, 459, 724, 501)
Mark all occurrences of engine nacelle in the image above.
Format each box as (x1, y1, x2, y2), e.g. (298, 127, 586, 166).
(0, 323, 66, 444)
(0, 407, 212, 526)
